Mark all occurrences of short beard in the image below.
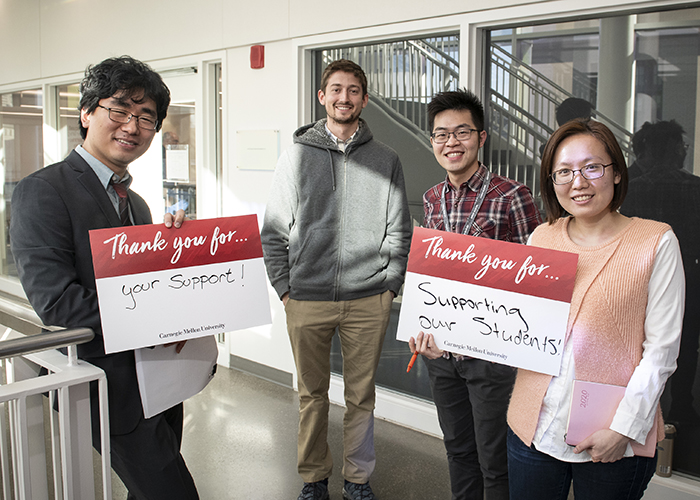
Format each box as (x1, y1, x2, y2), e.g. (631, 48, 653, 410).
(329, 109, 361, 125)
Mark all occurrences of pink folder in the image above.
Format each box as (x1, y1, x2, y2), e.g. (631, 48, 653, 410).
(565, 380, 656, 457)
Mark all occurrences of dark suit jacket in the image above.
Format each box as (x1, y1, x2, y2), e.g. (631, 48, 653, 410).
(10, 149, 153, 435)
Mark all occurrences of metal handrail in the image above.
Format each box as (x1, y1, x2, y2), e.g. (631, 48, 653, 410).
(322, 34, 460, 136)
(492, 43, 573, 103)
(0, 295, 44, 330)
(490, 98, 551, 147)
(490, 91, 552, 139)
(0, 294, 110, 499)
(0, 328, 94, 360)
(407, 40, 460, 78)
(490, 43, 633, 151)
(0, 333, 111, 500)
(487, 41, 636, 209)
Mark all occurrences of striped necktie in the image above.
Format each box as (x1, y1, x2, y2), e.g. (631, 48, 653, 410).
(111, 180, 131, 226)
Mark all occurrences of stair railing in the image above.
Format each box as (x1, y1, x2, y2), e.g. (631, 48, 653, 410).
(0, 299, 111, 500)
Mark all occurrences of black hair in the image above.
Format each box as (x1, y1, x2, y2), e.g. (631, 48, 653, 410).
(540, 119, 628, 224)
(428, 89, 484, 132)
(555, 97, 594, 127)
(632, 120, 686, 167)
(79, 55, 170, 139)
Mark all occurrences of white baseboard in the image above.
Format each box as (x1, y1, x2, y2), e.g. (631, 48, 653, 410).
(328, 373, 443, 438)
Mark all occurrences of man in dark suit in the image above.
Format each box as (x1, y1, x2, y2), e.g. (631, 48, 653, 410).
(10, 56, 198, 500)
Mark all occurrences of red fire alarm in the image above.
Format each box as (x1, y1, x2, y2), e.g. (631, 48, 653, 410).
(251, 45, 265, 69)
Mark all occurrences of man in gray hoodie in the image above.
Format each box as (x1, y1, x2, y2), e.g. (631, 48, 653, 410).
(261, 59, 412, 500)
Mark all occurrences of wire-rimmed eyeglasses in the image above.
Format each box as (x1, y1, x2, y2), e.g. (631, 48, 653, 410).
(97, 105, 158, 131)
(551, 163, 614, 185)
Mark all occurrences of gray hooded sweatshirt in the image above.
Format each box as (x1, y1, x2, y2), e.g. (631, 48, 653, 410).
(261, 118, 412, 302)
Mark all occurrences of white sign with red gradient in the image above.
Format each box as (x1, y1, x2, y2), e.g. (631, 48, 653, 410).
(89, 215, 271, 354)
(396, 227, 578, 375)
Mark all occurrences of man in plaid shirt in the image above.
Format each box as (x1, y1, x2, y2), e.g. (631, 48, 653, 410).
(409, 89, 542, 500)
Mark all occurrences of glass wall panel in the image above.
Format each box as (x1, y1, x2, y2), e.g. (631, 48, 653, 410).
(0, 88, 44, 277)
(520, 33, 599, 105)
(162, 103, 196, 219)
(625, 21, 700, 477)
(488, 7, 700, 477)
(634, 26, 699, 158)
(313, 34, 460, 401)
(57, 83, 82, 156)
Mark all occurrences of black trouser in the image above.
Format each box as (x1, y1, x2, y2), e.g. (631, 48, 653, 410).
(425, 355, 515, 500)
(95, 402, 199, 500)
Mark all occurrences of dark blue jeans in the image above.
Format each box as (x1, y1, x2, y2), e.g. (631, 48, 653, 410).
(507, 428, 656, 500)
(425, 355, 515, 500)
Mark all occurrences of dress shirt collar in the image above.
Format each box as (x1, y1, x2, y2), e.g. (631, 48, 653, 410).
(324, 122, 360, 152)
(75, 145, 132, 189)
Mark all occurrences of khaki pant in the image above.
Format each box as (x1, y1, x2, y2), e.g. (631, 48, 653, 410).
(285, 291, 393, 483)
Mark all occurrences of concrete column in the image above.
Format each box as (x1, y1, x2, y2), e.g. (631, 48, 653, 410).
(597, 16, 635, 132)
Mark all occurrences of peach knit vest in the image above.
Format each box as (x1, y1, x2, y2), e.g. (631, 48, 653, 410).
(508, 217, 670, 446)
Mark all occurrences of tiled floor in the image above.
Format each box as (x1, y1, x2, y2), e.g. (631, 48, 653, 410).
(108, 365, 452, 499)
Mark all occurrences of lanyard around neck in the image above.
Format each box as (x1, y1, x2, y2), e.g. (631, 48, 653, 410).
(440, 170, 491, 235)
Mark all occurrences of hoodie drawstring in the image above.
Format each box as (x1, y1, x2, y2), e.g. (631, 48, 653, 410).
(327, 149, 336, 191)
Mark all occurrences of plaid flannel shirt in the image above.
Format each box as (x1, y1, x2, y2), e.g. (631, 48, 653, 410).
(423, 164, 542, 243)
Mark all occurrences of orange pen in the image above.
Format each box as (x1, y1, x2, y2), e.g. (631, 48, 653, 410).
(406, 351, 419, 373)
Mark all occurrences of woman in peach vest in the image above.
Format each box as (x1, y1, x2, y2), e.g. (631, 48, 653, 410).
(507, 119, 684, 500)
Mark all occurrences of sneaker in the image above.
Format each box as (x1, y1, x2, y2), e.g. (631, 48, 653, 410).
(297, 480, 330, 500)
(342, 481, 377, 500)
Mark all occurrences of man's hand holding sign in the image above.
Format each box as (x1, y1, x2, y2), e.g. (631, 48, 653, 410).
(397, 227, 578, 376)
(163, 209, 187, 353)
(90, 214, 271, 354)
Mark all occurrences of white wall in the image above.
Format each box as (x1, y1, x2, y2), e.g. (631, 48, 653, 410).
(2, 0, 654, 86)
(221, 41, 299, 376)
(0, 0, 41, 84)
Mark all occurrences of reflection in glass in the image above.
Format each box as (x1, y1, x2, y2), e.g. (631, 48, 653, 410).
(630, 21, 700, 477)
(622, 120, 700, 477)
(491, 9, 700, 476)
(635, 25, 699, 172)
(162, 103, 196, 219)
(1, 89, 44, 277)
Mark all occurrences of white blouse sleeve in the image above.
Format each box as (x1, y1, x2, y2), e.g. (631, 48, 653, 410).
(610, 230, 685, 443)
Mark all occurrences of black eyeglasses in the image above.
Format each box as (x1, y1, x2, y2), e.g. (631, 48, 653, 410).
(97, 105, 158, 131)
(551, 163, 614, 185)
(430, 128, 481, 144)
